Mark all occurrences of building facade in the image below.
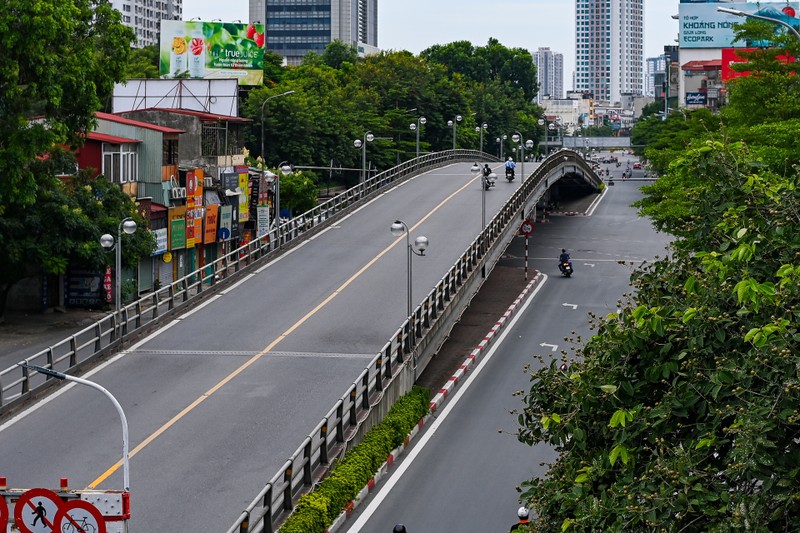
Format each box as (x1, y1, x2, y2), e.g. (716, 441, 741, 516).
(111, 0, 182, 48)
(533, 47, 564, 104)
(250, 0, 378, 65)
(574, 0, 644, 105)
(645, 54, 666, 97)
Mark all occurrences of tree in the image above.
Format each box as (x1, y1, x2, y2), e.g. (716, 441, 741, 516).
(0, 155, 153, 319)
(516, 30, 800, 528)
(516, 142, 800, 531)
(125, 45, 160, 79)
(321, 40, 359, 70)
(0, 0, 134, 211)
(279, 171, 318, 216)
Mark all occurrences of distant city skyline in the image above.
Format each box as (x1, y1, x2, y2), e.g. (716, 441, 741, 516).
(183, 0, 680, 91)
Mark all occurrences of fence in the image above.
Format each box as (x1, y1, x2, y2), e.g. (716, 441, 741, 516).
(0, 150, 494, 414)
(225, 150, 600, 533)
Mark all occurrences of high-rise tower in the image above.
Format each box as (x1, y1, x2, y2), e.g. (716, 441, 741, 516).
(575, 0, 644, 105)
(533, 47, 564, 104)
(250, 0, 378, 65)
(111, 0, 182, 48)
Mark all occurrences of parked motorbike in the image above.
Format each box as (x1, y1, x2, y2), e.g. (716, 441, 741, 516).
(559, 260, 574, 277)
(505, 167, 515, 182)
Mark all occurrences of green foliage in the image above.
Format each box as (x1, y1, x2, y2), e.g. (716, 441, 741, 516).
(125, 45, 160, 79)
(280, 386, 430, 532)
(320, 40, 358, 70)
(517, 133, 800, 529)
(279, 171, 318, 215)
(0, 0, 134, 211)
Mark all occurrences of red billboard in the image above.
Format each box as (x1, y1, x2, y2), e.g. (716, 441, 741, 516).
(722, 47, 795, 81)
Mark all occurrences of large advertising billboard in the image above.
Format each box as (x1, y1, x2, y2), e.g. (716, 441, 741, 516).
(679, 2, 799, 48)
(160, 20, 265, 85)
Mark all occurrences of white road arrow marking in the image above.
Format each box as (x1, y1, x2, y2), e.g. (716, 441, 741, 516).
(563, 303, 578, 310)
(540, 343, 558, 352)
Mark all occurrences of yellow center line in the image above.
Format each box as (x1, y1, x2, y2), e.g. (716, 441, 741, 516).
(87, 168, 481, 489)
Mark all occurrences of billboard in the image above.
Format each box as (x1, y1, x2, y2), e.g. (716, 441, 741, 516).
(686, 92, 708, 105)
(160, 20, 265, 85)
(722, 47, 796, 81)
(679, 2, 799, 48)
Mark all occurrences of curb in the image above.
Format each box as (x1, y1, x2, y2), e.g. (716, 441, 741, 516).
(325, 272, 543, 533)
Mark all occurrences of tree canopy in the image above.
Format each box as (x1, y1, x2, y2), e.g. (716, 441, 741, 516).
(517, 21, 800, 531)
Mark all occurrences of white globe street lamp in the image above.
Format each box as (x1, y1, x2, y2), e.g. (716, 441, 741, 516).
(354, 132, 375, 183)
(447, 115, 463, 150)
(390, 220, 429, 318)
(100, 217, 138, 314)
(409, 116, 426, 159)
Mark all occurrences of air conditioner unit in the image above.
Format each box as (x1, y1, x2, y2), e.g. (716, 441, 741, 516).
(203, 177, 213, 188)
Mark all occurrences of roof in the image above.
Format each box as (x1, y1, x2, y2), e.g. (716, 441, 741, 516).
(95, 111, 185, 133)
(86, 131, 141, 144)
(125, 108, 252, 123)
(682, 59, 722, 71)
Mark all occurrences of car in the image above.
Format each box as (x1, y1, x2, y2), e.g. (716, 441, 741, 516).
(633, 162, 642, 169)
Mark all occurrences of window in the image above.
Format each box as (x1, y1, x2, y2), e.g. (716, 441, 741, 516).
(102, 143, 138, 184)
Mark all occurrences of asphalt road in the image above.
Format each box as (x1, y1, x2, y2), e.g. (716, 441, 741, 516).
(343, 170, 672, 532)
(0, 161, 541, 532)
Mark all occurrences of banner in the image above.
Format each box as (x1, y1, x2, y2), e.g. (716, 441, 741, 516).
(159, 20, 265, 85)
(679, 3, 799, 48)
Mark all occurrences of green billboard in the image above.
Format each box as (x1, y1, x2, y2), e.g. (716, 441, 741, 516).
(159, 20, 265, 86)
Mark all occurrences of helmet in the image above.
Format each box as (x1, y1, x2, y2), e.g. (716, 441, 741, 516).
(393, 525, 408, 533)
(508, 157, 514, 161)
(562, 249, 566, 253)
(518, 506, 529, 519)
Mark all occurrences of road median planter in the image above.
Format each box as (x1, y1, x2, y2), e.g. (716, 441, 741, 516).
(279, 386, 430, 533)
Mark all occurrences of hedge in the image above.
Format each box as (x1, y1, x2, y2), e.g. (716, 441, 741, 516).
(279, 386, 430, 532)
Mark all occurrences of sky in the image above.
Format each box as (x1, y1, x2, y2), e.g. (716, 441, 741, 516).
(182, 0, 680, 82)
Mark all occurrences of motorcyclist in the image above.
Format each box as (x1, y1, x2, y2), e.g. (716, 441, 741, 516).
(393, 525, 408, 533)
(504, 157, 516, 178)
(510, 507, 530, 531)
(558, 248, 571, 273)
(482, 163, 492, 177)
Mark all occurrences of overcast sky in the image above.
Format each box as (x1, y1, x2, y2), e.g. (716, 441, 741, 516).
(182, 0, 680, 81)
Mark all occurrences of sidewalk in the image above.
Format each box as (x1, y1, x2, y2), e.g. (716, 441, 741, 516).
(0, 308, 109, 368)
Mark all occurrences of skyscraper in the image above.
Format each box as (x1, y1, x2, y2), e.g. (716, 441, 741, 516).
(645, 55, 667, 97)
(533, 47, 565, 104)
(111, 0, 182, 48)
(575, 0, 644, 105)
(250, 0, 378, 65)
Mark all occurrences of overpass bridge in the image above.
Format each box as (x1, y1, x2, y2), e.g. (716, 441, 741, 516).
(0, 149, 601, 533)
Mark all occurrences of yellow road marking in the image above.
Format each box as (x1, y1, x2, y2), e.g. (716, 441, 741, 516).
(87, 168, 481, 489)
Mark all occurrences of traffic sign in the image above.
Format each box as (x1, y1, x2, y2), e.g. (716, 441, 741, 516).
(520, 220, 534, 237)
(54, 500, 106, 533)
(0, 495, 8, 531)
(14, 488, 63, 533)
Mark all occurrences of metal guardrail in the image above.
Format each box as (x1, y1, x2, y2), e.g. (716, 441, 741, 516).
(225, 149, 600, 533)
(0, 150, 495, 415)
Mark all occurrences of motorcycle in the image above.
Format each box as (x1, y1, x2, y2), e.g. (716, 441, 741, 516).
(482, 173, 496, 191)
(505, 167, 515, 182)
(559, 260, 573, 277)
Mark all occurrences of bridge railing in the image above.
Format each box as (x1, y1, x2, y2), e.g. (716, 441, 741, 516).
(0, 150, 496, 415)
(225, 149, 599, 533)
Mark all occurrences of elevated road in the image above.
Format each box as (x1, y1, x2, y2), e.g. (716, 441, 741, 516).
(344, 179, 671, 532)
(0, 160, 535, 532)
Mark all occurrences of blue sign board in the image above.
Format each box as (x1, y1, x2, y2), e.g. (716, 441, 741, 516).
(686, 92, 708, 105)
(679, 2, 799, 48)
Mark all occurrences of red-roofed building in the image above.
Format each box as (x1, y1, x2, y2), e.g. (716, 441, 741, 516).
(681, 59, 725, 111)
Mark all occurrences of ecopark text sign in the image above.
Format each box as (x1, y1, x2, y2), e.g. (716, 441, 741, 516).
(679, 2, 799, 48)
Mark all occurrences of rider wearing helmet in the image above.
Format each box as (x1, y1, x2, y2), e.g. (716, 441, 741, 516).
(504, 157, 516, 179)
(392, 525, 407, 533)
(509, 507, 530, 531)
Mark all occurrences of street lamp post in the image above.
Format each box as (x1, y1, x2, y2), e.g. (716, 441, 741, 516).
(512, 133, 534, 181)
(447, 115, 463, 150)
(538, 118, 546, 157)
(390, 220, 429, 318)
(271, 161, 293, 231)
(717, 6, 800, 41)
(100, 217, 138, 314)
(20, 364, 130, 493)
(475, 123, 488, 153)
(409, 116, 426, 159)
(259, 90, 295, 163)
(353, 132, 375, 183)
(471, 163, 497, 231)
